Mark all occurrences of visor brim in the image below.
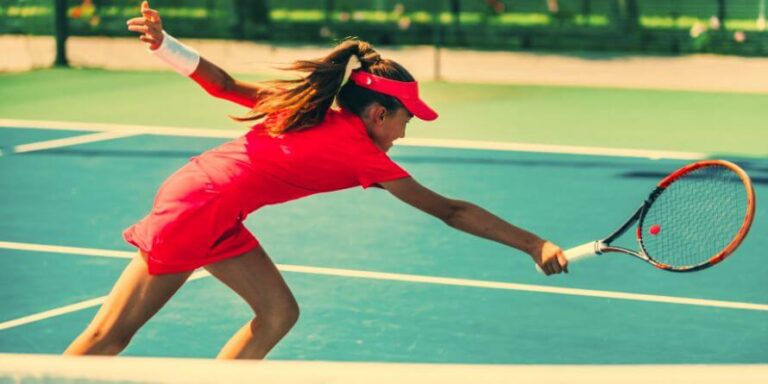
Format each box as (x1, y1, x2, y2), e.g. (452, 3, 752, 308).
(401, 97, 438, 121)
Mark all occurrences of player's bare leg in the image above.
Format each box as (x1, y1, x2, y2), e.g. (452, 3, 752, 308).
(204, 246, 299, 359)
(65, 251, 192, 355)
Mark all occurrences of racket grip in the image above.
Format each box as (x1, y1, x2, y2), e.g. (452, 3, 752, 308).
(535, 241, 603, 274)
(564, 241, 603, 262)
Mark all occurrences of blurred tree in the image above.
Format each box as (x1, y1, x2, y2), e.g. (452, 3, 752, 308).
(450, 0, 460, 25)
(613, 0, 639, 32)
(484, 0, 505, 16)
(547, 0, 559, 14)
(325, 0, 334, 26)
(232, 0, 269, 39)
(548, 0, 576, 26)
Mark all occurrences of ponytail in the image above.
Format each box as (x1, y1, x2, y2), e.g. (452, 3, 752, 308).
(233, 38, 415, 135)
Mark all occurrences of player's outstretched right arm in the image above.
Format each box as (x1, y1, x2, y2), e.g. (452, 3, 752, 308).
(381, 177, 568, 275)
(126, 1, 263, 108)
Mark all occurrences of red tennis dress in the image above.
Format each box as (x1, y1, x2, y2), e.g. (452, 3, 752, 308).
(123, 108, 410, 275)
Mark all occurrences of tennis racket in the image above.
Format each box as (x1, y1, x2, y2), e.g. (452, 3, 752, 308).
(540, 160, 755, 273)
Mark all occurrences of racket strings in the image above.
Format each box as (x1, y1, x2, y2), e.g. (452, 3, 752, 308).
(641, 165, 748, 269)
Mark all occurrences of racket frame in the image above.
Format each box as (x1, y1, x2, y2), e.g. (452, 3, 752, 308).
(588, 201, 651, 262)
(596, 160, 755, 272)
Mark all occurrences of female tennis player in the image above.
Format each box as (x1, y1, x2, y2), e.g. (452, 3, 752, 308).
(65, 1, 568, 359)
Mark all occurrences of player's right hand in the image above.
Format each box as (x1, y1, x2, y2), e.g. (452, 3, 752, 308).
(530, 239, 568, 275)
(126, 1, 163, 50)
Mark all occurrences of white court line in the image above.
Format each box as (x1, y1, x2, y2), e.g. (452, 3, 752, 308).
(6, 131, 140, 155)
(0, 297, 107, 331)
(0, 271, 210, 331)
(0, 119, 708, 160)
(0, 119, 240, 138)
(0, 240, 765, 332)
(276, 264, 768, 312)
(0, 241, 135, 259)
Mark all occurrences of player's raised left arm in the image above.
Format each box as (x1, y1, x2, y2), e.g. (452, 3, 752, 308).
(189, 58, 265, 109)
(126, 1, 263, 108)
(380, 177, 568, 275)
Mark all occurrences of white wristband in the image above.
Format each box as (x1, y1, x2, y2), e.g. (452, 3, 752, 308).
(150, 30, 200, 76)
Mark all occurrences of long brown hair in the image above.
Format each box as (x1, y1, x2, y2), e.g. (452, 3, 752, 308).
(233, 38, 415, 135)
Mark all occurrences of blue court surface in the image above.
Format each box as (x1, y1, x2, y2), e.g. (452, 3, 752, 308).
(1, 124, 766, 365)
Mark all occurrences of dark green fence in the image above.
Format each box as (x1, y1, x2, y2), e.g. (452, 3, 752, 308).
(2, 0, 767, 55)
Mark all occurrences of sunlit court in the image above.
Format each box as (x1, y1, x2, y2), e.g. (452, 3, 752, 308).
(1, 1, 767, 383)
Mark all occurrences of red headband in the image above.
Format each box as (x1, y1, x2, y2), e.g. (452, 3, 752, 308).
(349, 70, 438, 121)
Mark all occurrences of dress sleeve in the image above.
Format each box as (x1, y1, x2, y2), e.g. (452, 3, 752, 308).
(356, 148, 411, 189)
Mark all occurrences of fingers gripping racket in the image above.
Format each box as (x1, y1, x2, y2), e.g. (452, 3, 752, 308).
(545, 160, 755, 273)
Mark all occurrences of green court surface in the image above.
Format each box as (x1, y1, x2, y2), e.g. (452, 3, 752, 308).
(0, 69, 766, 366)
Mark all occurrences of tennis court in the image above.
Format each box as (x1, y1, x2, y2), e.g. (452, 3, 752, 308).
(0, 68, 766, 382)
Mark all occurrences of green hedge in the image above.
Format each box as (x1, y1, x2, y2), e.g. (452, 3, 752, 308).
(1, 0, 766, 55)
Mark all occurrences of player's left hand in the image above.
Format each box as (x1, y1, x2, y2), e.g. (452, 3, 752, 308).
(126, 1, 163, 50)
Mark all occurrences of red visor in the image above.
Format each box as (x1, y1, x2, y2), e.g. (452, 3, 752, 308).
(349, 70, 438, 121)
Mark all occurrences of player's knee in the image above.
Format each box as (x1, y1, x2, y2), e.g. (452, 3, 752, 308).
(259, 299, 300, 333)
(283, 299, 300, 329)
(276, 298, 300, 331)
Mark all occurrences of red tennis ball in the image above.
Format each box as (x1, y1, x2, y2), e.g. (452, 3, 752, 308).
(649, 224, 661, 235)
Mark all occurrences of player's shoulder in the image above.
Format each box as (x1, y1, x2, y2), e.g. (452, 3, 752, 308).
(318, 108, 368, 140)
